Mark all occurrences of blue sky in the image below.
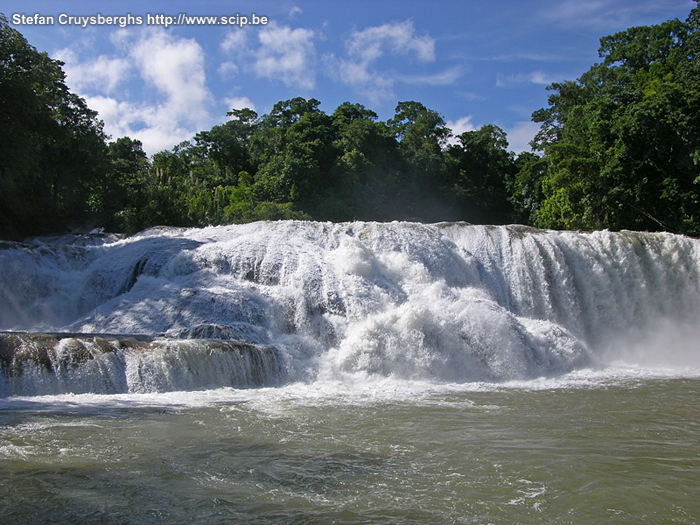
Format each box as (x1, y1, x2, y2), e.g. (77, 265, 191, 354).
(4, 0, 695, 155)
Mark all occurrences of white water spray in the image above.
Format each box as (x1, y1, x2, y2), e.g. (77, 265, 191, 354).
(1, 221, 699, 394)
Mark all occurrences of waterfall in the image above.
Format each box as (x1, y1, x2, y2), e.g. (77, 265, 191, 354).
(0, 332, 282, 396)
(1, 221, 699, 394)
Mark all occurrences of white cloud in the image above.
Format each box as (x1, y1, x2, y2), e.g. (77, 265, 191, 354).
(547, 0, 616, 23)
(253, 23, 316, 89)
(330, 20, 438, 103)
(505, 121, 541, 153)
(544, 0, 692, 29)
(289, 6, 303, 18)
(223, 96, 257, 112)
(444, 119, 540, 154)
(496, 70, 558, 87)
(400, 66, 463, 86)
(83, 95, 139, 134)
(446, 116, 477, 145)
(219, 32, 247, 79)
(84, 94, 199, 154)
(55, 48, 132, 94)
(332, 57, 394, 103)
(218, 61, 240, 78)
(129, 30, 211, 124)
(57, 28, 216, 155)
(220, 30, 247, 54)
(220, 22, 316, 89)
(346, 20, 435, 63)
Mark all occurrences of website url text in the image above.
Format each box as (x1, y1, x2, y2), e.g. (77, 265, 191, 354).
(10, 13, 269, 29)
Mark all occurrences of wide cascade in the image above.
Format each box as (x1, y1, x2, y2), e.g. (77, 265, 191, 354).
(1, 221, 699, 395)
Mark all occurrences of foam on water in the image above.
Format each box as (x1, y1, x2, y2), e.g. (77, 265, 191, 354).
(1, 221, 699, 395)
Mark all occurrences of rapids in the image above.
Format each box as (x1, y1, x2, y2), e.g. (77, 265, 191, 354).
(1, 221, 699, 395)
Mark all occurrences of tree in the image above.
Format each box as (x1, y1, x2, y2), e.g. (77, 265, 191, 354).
(0, 14, 109, 238)
(102, 137, 150, 231)
(388, 101, 450, 183)
(508, 152, 548, 225)
(531, 2, 700, 234)
(326, 102, 402, 220)
(192, 108, 258, 188)
(251, 98, 336, 211)
(387, 101, 453, 220)
(447, 125, 516, 223)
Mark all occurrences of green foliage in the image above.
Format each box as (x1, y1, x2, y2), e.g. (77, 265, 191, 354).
(251, 98, 336, 209)
(531, 2, 700, 235)
(446, 125, 516, 223)
(0, 14, 109, 238)
(508, 152, 548, 225)
(223, 185, 311, 223)
(328, 102, 402, 220)
(0, 15, 524, 236)
(101, 137, 150, 232)
(388, 101, 450, 186)
(12, 5, 700, 237)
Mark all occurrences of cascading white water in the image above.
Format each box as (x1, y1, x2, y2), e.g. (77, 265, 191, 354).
(1, 221, 699, 394)
(0, 333, 283, 397)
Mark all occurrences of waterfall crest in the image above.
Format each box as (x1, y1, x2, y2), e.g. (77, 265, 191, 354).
(1, 221, 699, 394)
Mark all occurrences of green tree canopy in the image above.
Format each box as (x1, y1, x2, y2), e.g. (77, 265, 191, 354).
(446, 125, 516, 223)
(531, 2, 700, 234)
(0, 14, 109, 238)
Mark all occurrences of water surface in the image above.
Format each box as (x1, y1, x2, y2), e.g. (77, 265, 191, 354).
(2, 372, 698, 524)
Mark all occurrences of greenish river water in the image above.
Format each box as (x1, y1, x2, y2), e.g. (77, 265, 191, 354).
(1, 371, 698, 525)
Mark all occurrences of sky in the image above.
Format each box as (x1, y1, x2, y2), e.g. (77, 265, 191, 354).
(3, 0, 696, 155)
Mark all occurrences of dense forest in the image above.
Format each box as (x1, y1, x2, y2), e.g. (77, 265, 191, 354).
(1, 3, 699, 240)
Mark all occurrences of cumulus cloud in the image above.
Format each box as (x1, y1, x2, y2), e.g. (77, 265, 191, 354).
(218, 61, 240, 78)
(130, 30, 211, 123)
(81, 95, 142, 136)
(505, 121, 541, 153)
(55, 48, 131, 94)
(218, 32, 247, 78)
(219, 22, 316, 90)
(220, 30, 247, 54)
(446, 116, 477, 145)
(253, 23, 316, 89)
(56, 28, 216, 155)
(223, 96, 257, 112)
(345, 20, 435, 63)
(329, 20, 440, 103)
(443, 118, 539, 153)
(332, 57, 395, 102)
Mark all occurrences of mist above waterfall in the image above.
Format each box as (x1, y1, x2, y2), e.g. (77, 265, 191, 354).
(1, 221, 699, 390)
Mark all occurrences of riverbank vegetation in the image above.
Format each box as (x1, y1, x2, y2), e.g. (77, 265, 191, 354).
(1, 3, 698, 239)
